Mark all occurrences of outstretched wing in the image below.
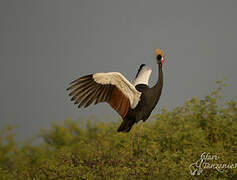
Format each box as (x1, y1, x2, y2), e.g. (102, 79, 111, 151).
(133, 64, 152, 86)
(67, 72, 141, 118)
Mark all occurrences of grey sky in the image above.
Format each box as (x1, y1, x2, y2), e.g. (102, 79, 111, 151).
(0, 0, 236, 140)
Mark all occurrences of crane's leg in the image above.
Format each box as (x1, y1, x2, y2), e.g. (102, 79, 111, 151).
(137, 122, 144, 149)
(130, 123, 137, 151)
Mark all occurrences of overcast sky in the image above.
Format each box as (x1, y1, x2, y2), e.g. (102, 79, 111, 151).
(0, 0, 236, 140)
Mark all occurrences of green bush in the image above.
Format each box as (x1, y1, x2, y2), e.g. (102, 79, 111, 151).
(0, 81, 236, 179)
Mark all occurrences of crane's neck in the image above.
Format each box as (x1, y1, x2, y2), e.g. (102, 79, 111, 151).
(152, 64, 163, 99)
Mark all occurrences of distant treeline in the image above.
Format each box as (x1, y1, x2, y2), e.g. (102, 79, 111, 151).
(0, 81, 236, 179)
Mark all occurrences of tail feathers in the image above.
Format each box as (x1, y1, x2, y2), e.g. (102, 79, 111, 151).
(117, 119, 135, 133)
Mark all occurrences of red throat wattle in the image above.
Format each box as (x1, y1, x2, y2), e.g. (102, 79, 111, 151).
(161, 59, 164, 64)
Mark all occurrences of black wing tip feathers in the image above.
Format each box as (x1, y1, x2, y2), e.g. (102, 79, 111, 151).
(67, 74, 94, 105)
(67, 74, 112, 109)
(68, 74, 93, 85)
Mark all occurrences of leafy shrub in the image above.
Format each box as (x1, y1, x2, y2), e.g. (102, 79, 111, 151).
(0, 81, 236, 179)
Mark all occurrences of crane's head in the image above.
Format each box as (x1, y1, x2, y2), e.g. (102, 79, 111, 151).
(155, 48, 165, 66)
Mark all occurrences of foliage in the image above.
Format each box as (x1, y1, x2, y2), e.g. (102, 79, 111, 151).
(0, 81, 236, 179)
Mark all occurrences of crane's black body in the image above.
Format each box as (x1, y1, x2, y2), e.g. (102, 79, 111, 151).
(67, 49, 165, 134)
(117, 64, 163, 132)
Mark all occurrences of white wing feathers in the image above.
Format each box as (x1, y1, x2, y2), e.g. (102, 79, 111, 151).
(93, 72, 141, 108)
(133, 65, 152, 86)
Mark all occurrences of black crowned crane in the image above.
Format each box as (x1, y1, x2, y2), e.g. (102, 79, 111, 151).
(67, 49, 165, 141)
